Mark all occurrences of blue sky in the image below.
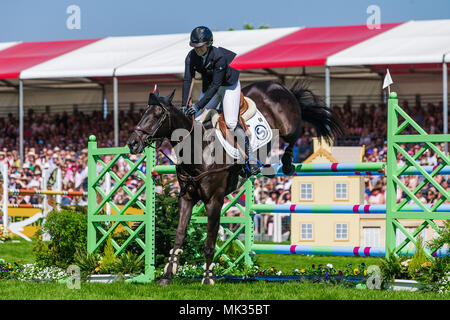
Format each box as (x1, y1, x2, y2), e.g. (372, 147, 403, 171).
(1, 0, 449, 42)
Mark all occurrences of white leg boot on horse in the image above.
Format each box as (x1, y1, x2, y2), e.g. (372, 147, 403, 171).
(159, 196, 193, 286)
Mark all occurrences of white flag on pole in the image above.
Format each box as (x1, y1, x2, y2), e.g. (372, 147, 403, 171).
(383, 69, 393, 91)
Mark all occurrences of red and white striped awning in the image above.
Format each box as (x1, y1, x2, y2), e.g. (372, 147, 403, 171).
(231, 23, 401, 69)
(0, 19, 449, 81)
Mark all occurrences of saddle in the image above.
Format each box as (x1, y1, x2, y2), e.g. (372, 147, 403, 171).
(197, 92, 257, 148)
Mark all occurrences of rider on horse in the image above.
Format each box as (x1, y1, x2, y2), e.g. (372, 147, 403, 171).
(180, 26, 261, 177)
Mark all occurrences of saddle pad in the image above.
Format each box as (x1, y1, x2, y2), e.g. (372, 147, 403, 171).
(197, 96, 272, 160)
(216, 108, 272, 160)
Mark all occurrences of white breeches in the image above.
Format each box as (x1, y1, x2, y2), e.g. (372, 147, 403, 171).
(196, 80, 241, 130)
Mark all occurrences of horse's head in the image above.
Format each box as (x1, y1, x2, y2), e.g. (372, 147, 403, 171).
(127, 85, 176, 154)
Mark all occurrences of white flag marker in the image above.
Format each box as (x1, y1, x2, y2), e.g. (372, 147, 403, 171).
(383, 68, 393, 95)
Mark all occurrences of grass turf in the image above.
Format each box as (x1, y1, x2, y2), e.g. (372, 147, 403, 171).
(1, 239, 448, 300)
(0, 279, 447, 300)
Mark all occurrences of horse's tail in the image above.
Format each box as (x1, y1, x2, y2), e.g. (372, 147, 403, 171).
(289, 80, 345, 143)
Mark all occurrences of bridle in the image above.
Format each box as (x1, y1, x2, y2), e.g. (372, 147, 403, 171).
(133, 103, 171, 145)
(132, 103, 194, 164)
(131, 100, 236, 183)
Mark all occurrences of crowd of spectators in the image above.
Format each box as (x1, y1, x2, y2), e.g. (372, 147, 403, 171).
(0, 99, 449, 236)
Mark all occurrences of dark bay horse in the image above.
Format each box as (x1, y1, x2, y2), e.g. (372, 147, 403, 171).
(127, 80, 344, 285)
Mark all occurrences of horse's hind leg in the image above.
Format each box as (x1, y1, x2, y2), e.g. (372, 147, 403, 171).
(281, 143, 295, 175)
(159, 196, 193, 286)
(202, 195, 224, 285)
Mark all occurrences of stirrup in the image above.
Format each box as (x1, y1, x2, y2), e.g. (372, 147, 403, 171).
(245, 156, 262, 176)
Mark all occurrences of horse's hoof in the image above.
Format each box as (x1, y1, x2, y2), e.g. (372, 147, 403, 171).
(201, 277, 215, 285)
(281, 163, 295, 176)
(158, 278, 172, 286)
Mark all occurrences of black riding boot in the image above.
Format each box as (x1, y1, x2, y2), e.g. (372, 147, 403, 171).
(234, 123, 261, 177)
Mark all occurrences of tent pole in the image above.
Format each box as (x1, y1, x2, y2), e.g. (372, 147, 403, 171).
(113, 76, 119, 147)
(19, 79, 24, 166)
(444, 55, 448, 154)
(325, 66, 331, 108)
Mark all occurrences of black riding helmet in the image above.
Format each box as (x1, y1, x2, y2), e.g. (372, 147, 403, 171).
(189, 26, 213, 48)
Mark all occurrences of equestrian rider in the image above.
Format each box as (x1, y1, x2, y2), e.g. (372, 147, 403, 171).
(181, 26, 261, 177)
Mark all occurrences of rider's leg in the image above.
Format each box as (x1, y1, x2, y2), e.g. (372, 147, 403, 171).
(222, 80, 241, 130)
(222, 80, 261, 176)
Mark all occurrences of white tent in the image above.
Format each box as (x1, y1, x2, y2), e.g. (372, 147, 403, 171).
(20, 34, 189, 79)
(327, 20, 450, 66)
(115, 28, 300, 76)
(327, 19, 450, 148)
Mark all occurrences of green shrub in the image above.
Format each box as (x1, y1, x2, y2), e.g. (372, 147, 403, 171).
(126, 179, 206, 268)
(99, 236, 120, 273)
(33, 208, 87, 268)
(407, 236, 430, 279)
(379, 250, 411, 286)
(428, 220, 450, 254)
(416, 256, 450, 292)
(380, 235, 447, 288)
(73, 248, 100, 276)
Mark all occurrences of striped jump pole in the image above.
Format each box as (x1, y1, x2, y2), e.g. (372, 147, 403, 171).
(150, 163, 450, 177)
(252, 203, 450, 214)
(258, 163, 450, 177)
(8, 189, 87, 196)
(7, 204, 44, 209)
(251, 244, 449, 258)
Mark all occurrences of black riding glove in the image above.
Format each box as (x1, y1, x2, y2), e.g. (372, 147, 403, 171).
(185, 104, 200, 116)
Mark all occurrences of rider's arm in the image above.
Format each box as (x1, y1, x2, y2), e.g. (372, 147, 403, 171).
(195, 56, 226, 109)
(181, 52, 195, 107)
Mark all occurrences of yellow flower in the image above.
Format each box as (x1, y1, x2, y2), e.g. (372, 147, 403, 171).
(219, 257, 225, 262)
(95, 267, 100, 272)
(364, 270, 367, 276)
(353, 268, 359, 275)
(301, 269, 306, 274)
(421, 261, 432, 268)
(98, 261, 102, 265)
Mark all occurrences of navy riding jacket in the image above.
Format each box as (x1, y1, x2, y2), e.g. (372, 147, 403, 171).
(181, 46, 240, 109)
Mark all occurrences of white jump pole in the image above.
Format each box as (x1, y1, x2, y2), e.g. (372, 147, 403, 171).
(19, 79, 24, 166)
(273, 213, 282, 243)
(443, 54, 448, 154)
(56, 168, 62, 211)
(41, 165, 51, 241)
(42, 165, 48, 216)
(113, 76, 119, 147)
(2, 163, 8, 236)
(105, 172, 111, 216)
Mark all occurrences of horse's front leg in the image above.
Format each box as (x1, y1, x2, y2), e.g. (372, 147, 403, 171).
(202, 195, 224, 285)
(159, 196, 193, 286)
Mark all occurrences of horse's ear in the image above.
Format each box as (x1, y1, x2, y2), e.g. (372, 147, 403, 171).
(152, 84, 159, 97)
(148, 92, 160, 106)
(166, 89, 175, 104)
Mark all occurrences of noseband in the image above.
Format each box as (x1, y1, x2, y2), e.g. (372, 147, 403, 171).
(133, 104, 171, 144)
